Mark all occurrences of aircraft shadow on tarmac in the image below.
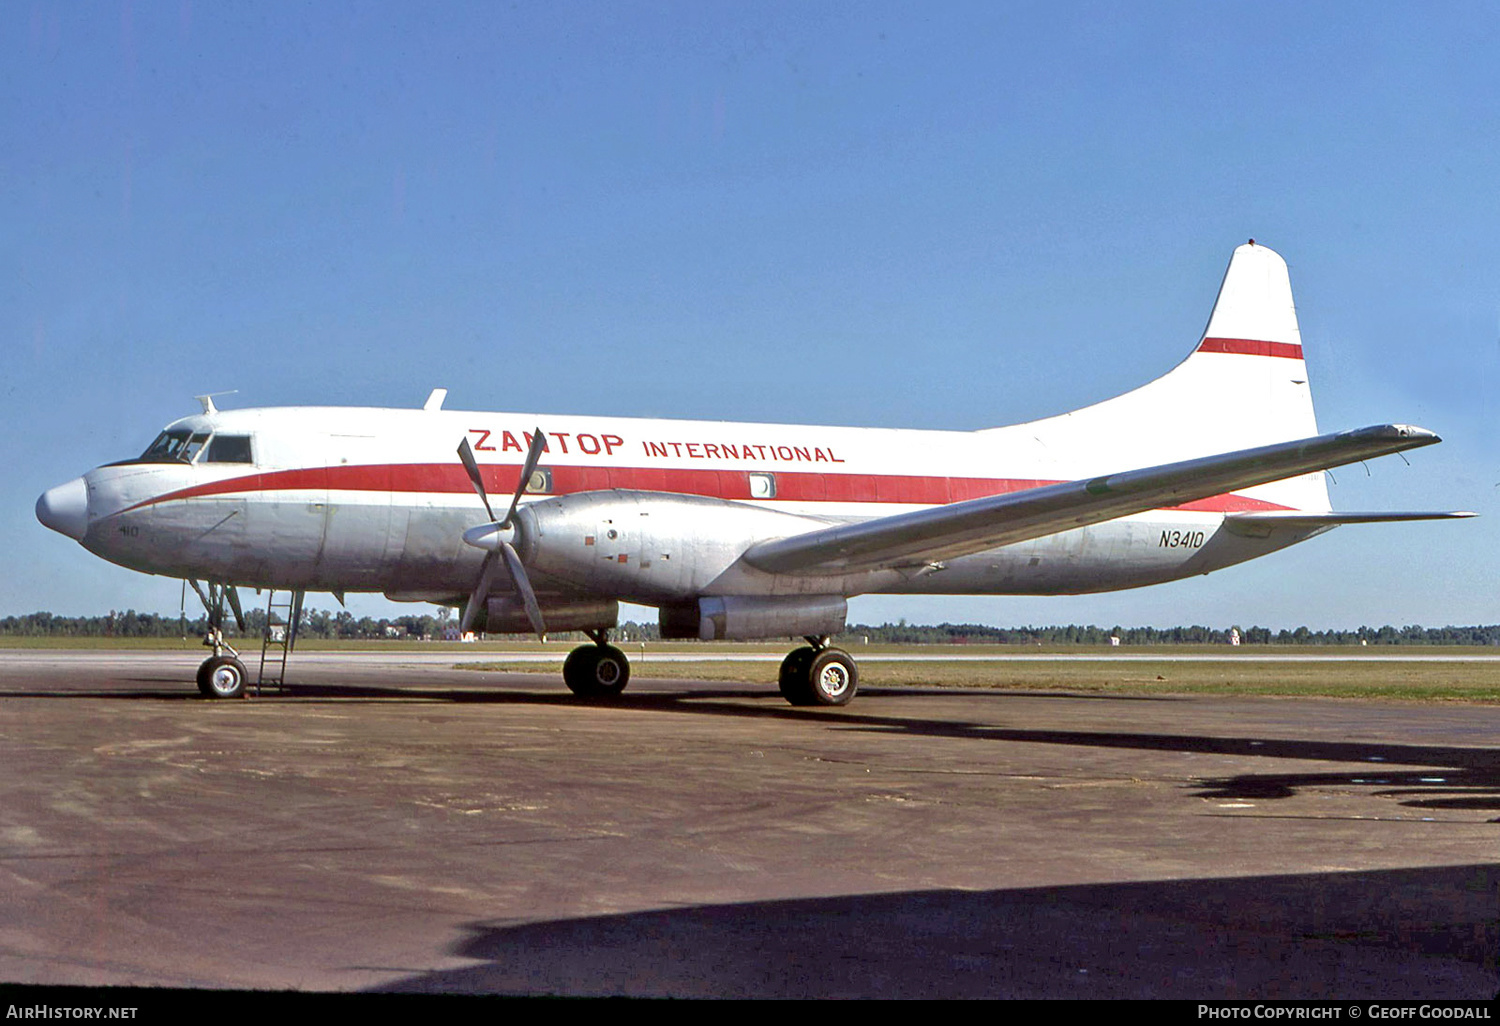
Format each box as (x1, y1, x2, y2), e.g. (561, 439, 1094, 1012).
(7, 675, 1500, 813)
(371, 863, 1498, 999)
(978, 728, 1500, 815)
(272, 679, 1500, 815)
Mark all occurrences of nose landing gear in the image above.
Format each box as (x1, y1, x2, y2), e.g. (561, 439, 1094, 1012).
(779, 636, 858, 706)
(188, 579, 249, 699)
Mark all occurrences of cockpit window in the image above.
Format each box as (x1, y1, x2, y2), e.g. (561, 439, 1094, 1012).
(205, 435, 253, 463)
(138, 429, 211, 464)
(181, 433, 209, 463)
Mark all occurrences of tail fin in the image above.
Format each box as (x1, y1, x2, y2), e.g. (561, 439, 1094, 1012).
(1197, 239, 1305, 362)
(1006, 241, 1332, 512)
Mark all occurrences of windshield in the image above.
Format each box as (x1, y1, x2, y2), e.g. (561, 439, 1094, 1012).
(137, 429, 211, 464)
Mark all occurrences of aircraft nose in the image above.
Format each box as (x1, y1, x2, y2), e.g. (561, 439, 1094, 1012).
(36, 477, 89, 541)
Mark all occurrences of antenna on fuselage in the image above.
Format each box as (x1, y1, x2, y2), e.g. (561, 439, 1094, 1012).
(194, 391, 239, 415)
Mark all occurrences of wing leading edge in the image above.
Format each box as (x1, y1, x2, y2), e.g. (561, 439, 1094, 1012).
(741, 424, 1455, 576)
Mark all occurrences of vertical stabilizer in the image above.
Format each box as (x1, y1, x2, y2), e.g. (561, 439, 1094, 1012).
(1197, 239, 1304, 358)
(1001, 241, 1332, 512)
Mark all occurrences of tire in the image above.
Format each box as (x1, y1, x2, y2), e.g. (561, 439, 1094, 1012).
(778, 646, 816, 705)
(806, 648, 858, 706)
(563, 644, 631, 698)
(197, 656, 248, 699)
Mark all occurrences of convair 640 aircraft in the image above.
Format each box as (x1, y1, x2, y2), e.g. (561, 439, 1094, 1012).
(37, 242, 1471, 705)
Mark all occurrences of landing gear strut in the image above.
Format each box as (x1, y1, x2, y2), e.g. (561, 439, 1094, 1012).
(563, 629, 631, 698)
(779, 635, 858, 706)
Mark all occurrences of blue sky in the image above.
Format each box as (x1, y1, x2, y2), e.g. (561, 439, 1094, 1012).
(4, 1, 1497, 629)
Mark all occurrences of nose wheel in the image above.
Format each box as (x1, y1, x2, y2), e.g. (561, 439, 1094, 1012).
(779, 639, 858, 706)
(197, 655, 249, 699)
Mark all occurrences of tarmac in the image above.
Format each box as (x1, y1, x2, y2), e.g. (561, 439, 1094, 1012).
(0, 649, 1495, 998)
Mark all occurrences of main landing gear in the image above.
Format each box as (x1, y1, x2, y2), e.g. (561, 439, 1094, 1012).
(778, 636, 858, 707)
(558, 631, 858, 707)
(563, 629, 631, 699)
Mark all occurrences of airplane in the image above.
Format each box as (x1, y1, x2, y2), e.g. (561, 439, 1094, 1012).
(35, 241, 1472, 706)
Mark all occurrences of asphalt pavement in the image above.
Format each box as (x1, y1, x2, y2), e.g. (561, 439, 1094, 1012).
(0, 650, 1495, 998)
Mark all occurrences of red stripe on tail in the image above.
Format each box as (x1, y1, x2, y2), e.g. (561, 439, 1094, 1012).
(1197, 337, 1304, 360)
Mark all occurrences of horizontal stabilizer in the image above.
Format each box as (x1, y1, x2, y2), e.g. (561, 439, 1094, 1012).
(743, 424, 1444, 576)
(1223, 509, 1475, 538)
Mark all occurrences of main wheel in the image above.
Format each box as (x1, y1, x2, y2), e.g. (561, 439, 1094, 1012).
(197, 656, 248, 699)
(563, 644, 631, 698)
(778, 646, 816, 705)
(806, 648, 858, 706)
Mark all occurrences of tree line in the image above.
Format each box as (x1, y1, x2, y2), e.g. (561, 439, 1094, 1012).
(3, 609, 1499, 646)
(827, 622, 1500, 646)
(0, 609, 444, 640)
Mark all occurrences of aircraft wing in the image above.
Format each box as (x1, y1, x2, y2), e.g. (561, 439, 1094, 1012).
(741, 424, 1447, 576)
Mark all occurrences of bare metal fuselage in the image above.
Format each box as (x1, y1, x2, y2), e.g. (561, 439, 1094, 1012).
(69, 406, 1320, 608)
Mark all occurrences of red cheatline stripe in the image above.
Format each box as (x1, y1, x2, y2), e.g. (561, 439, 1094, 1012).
(122, 463, 1293, 515)
(1197, 337, 1304, 360)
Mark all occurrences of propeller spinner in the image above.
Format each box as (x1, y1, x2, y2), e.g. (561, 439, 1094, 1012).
(457, 429, 548, 639)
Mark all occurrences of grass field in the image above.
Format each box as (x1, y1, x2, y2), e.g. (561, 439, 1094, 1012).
(459, 645, 1500, 703)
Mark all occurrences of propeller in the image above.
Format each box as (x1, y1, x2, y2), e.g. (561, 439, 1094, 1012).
(457, 428, 548, 639)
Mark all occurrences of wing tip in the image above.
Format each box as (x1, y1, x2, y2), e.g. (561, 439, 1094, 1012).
(1391, 423, 1441, 444)
(1346, 423, 1441, 446)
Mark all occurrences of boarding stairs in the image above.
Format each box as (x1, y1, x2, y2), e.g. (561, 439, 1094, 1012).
(256, 589, 305, 694)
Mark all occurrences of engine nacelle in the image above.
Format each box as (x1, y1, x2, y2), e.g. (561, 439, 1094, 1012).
(515, 491, 829, 603)
(659, 594, 847, 641)
(482, 597, 619, 635)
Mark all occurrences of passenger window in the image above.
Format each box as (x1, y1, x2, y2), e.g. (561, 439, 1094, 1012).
(206, 435, 254, 464)
(748, 472, 776, 499)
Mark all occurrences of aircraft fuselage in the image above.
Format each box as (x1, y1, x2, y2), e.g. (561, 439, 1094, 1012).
(59, 404, 1313, 606)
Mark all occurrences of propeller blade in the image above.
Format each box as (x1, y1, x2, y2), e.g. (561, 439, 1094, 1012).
(460, 551, 503, 635)
(499, 541, 547, 640)
(456, 429, 548, 641)
(457, 437, 497, 522)
(502, 426, 548, 529)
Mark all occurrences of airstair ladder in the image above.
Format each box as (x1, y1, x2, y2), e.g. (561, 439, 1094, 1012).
(256, 589, 305, 694)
